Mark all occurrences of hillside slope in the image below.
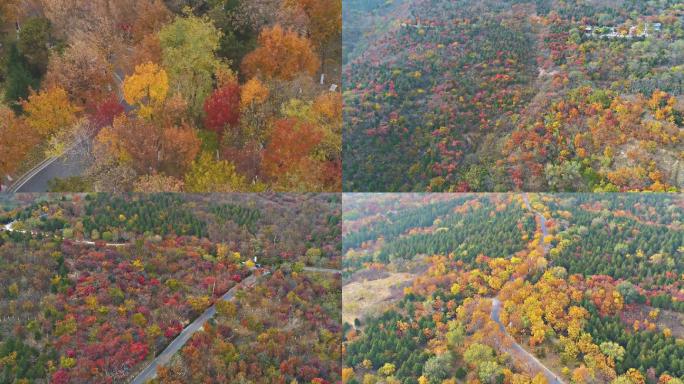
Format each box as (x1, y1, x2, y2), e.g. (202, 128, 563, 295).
(343, 0, 684, 192)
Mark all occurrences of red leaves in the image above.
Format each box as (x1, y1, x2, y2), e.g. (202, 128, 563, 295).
(90, 95, 125, 129)
(52, 369, 70, 384)
(203, 82, 241, 136)
(129, 342, 149, 361)
(262, 117, 322, 180)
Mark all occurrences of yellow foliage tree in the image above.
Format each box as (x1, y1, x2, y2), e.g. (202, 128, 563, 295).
(532, 373, 549, 384)
(342, 367, 354, 383)
(123, 61, 169, 118)
(378, 363, 395, 376)
(23, 87, 80, 137)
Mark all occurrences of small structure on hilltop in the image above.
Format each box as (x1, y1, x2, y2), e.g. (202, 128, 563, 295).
(582, 22, 661, 39)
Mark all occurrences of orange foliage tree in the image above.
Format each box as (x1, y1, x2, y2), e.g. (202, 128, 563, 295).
(261, 117, 322, 190)
(241, 25, 320, 81)
(0, 106, 40, 178)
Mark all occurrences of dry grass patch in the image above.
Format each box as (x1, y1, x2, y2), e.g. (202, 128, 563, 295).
(342, 272, 414, 326)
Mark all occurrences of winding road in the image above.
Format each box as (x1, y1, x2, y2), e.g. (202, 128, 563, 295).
(6, 67, 133, 193)
(491, 298, 563, 384)
(487, 194, 564, 384)
(522, 193, 549, 241)
(7, 140, 92, 193)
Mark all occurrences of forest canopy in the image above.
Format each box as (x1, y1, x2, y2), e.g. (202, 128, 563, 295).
(0, 0, 341, 192)
(343, 193, 684, 384)
(343, 0, 684, 192)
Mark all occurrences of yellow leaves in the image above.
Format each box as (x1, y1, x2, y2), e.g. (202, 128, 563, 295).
(532, 373, 548, 384)
(0, 105, 40, 176)
(648, 90, 669, 110)
(187, 295, 211, 312)
(0, 351, 17, 368)
(23, 87, 80, 137)
(648, 308, 660, 320)
(123, 62, 169, 117)
(215, 243, 229, 260)
(567, 306, 589, 339)
(624, 368, 646, 384)
(215, 65, 237, 88)
(342, 367, 354, 383)
(378, 363, 396, 376)
(450, 283, 461, 295)
(216, 300, 237, 318)
(51, 275, 62, 287)
(429, 258, 447, 277)
(94, 123, 131, 163)
(184, 152, 249, 192)
(132, 259, 144, 271)
(60, 356, 76, 369)
(240, 77, 269, 108)
(361, 359, 372, 369)
(313, 92, 343, 123)
(84, 296, 98, 310)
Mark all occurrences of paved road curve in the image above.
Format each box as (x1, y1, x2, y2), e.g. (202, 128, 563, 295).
(9, 68, 132, 193)
(11, 141, 92, 193)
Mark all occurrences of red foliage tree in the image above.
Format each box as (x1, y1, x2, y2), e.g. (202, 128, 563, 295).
(90, 95, 125, 129)
(203, 82, 241, 137)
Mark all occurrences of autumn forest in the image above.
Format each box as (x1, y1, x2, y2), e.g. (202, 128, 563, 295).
(0, 0, 341, 193)
(3, 0, 684, 383)
(343, 0, 684, 192)
(343, 193, 684, 384)
(0, 193, 341, 383)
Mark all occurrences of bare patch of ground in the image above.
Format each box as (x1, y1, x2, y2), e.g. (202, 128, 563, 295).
(342, 271, 415, 326)
(623, 305, 684, 338)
